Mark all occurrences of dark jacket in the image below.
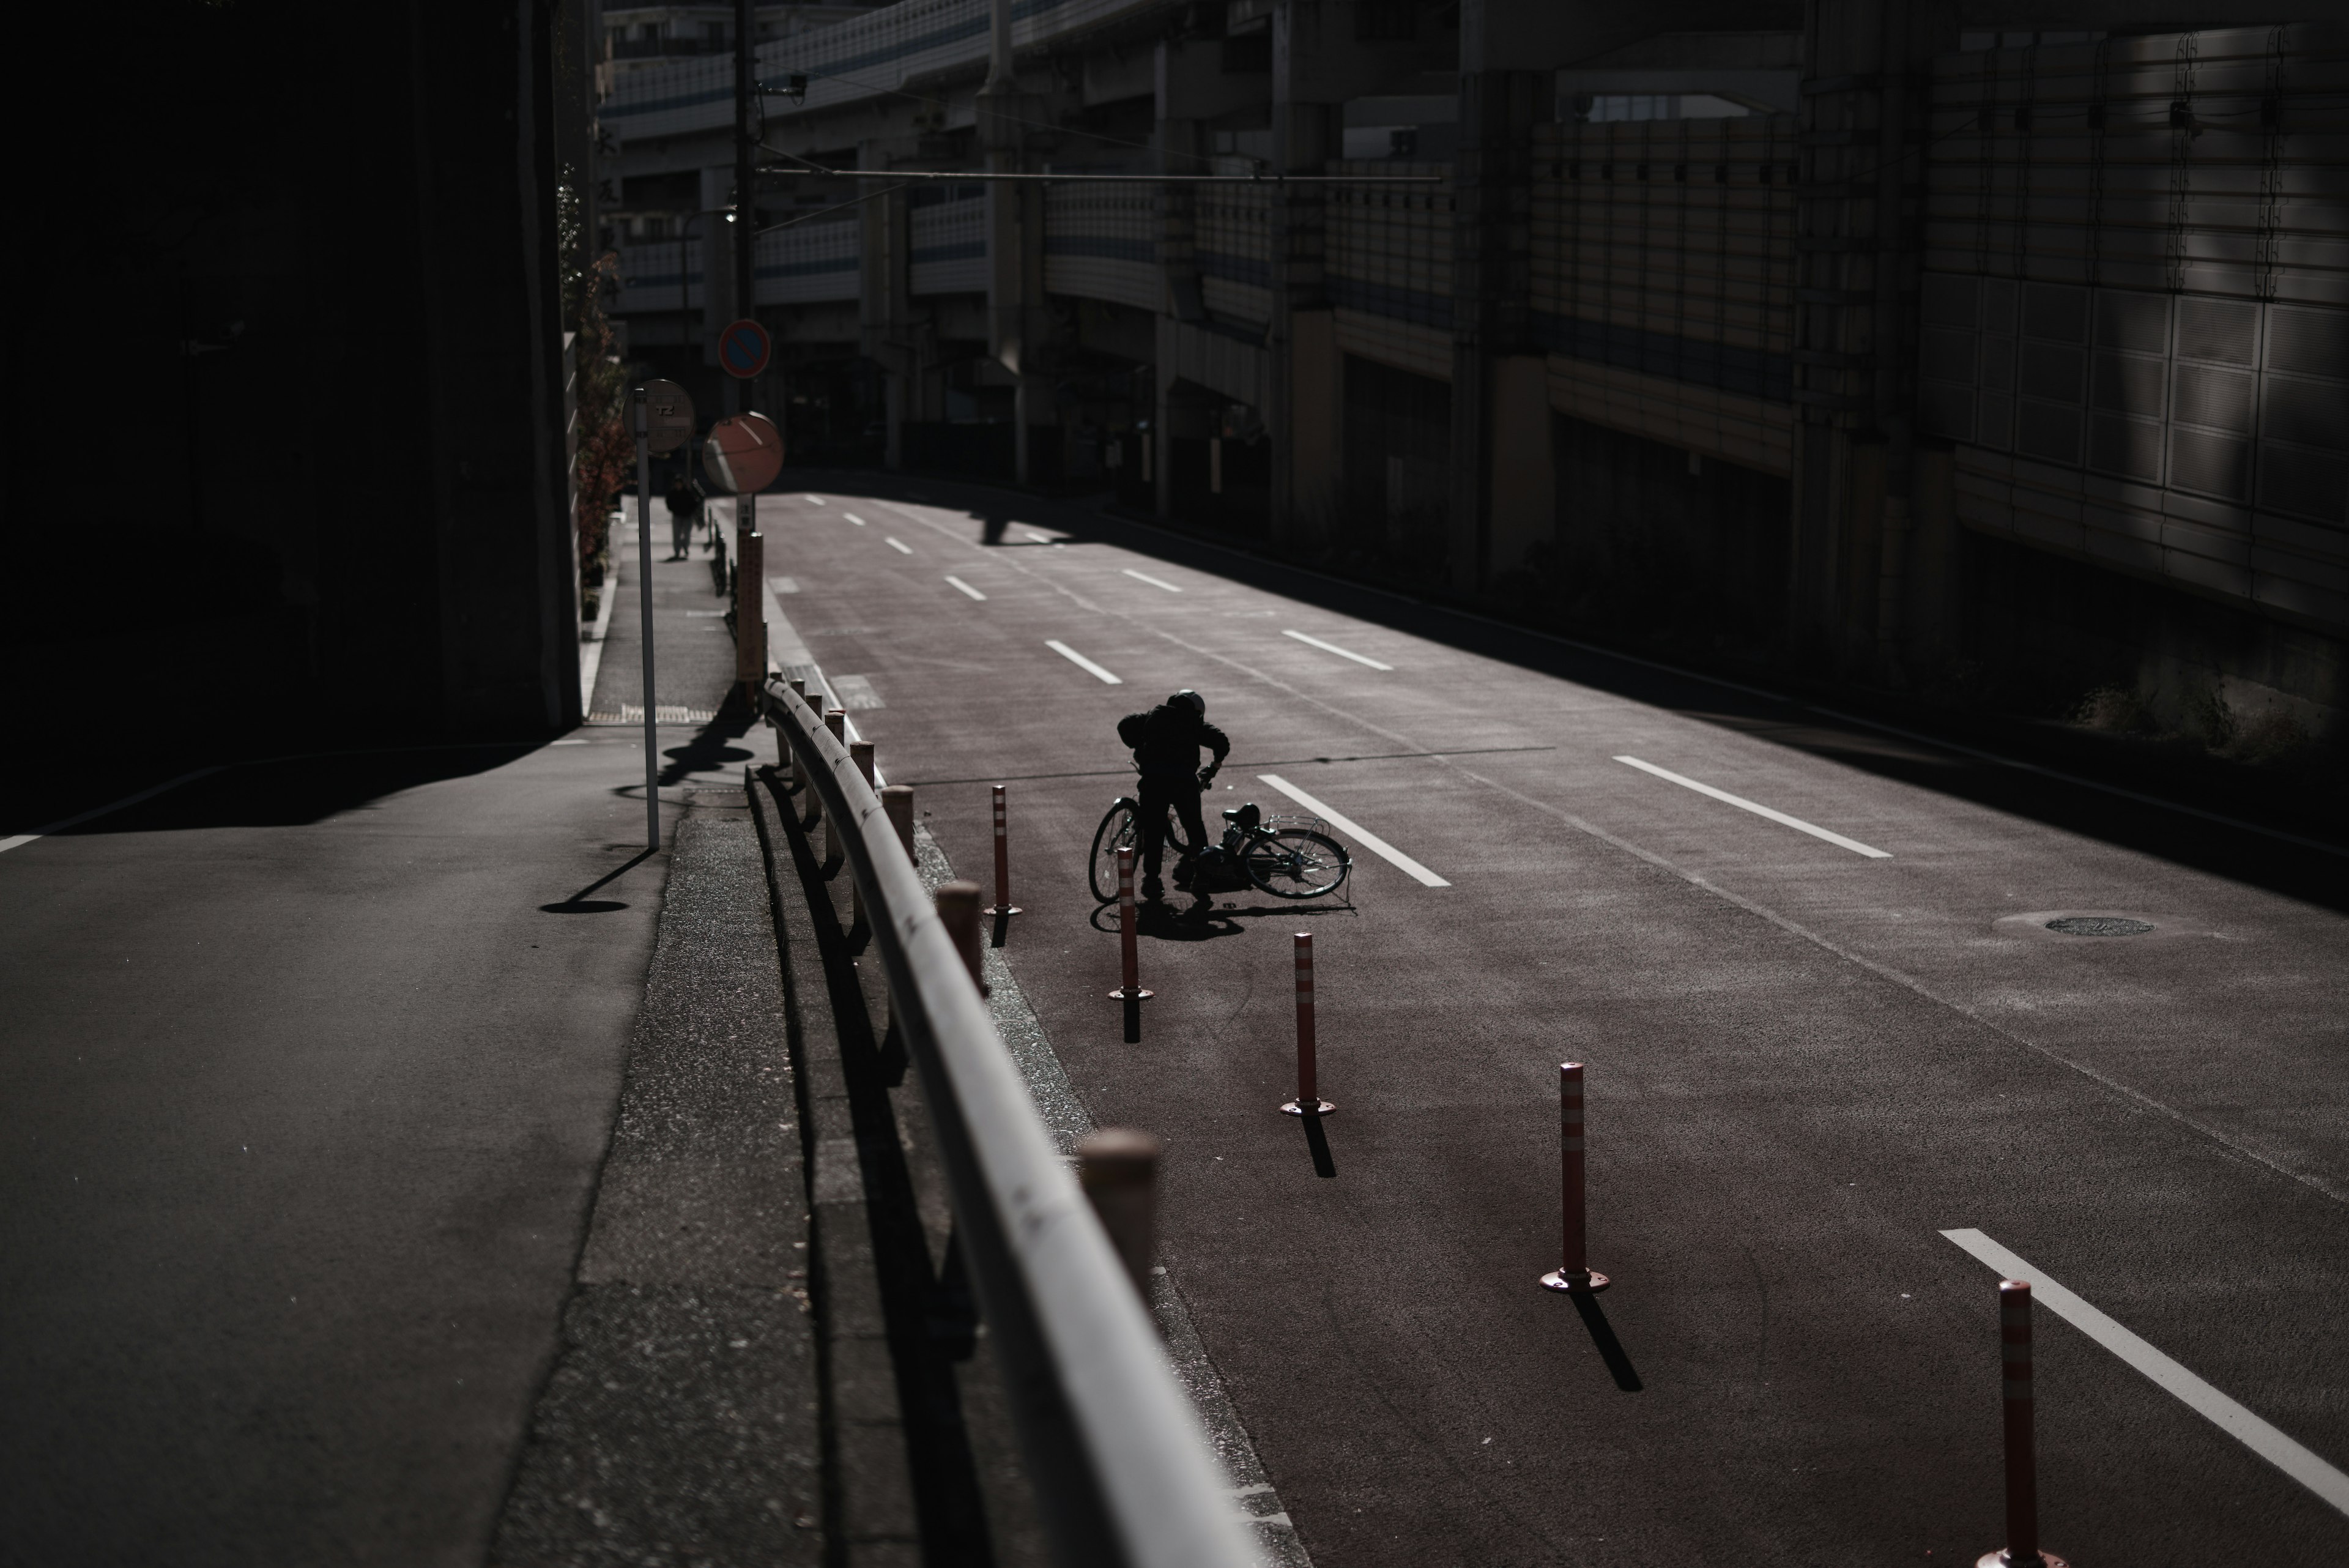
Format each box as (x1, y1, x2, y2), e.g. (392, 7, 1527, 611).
(1119, 704, 1230, 784)
(666, 477, 702, 517)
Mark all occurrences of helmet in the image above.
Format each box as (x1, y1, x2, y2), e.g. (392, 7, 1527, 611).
(1170, 689, 1204, 716)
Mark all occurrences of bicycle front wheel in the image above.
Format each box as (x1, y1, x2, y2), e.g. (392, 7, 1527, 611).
(1088, 800, 1140, 904)
(1240, 828, 1351, 900)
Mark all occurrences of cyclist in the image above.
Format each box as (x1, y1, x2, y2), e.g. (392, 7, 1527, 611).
(1116, 689, 1230, 904)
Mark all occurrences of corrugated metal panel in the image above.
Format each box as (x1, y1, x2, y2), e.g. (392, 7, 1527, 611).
(1042, 182, 1161, 310)
(1195, 168, 1272, 326)
(1530, 116, 1798, 411)
(760, 218, 862, 304)
(1326, 160, 1452, 330)
(1167, 319, 1266, 409)
(1332, 308, 1452, 383)
(909, 193, 985, 296)
(1920, 23, 2349, 631)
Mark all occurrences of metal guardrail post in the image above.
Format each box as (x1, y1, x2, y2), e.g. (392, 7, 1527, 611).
(761, 677, 1253, 1568)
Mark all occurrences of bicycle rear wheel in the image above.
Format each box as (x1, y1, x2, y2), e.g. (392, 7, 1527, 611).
(1088, 801, 1140, 903)
(1239, 828, 1351, 900)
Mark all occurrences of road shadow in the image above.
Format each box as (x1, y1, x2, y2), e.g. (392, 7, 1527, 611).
(538, 845, 658, 914)
(1299, 1113, 1337, 1178)
(656, 686, 758, 787)
(1568, 1291, 1644, 1392)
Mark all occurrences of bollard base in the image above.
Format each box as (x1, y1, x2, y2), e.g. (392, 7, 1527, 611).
(1109, 986, 1155, 1000)
(1540, 1269, 1611, 1294)
(1977, 1553, 2068, 1568)
(1280, 1099, 1335, 1117)
(984, 905, 1022, 917)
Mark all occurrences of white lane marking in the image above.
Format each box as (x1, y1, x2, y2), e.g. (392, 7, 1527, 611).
(1024, 529, 1058, 544)
(1282, 629, 1393, 671)
(551, 738, 590, 745)
(0, 768, 229, 855)
(1614, 755, 1891, 858)
(885, 537, 913, 554)
(1123, 568, 1184, 593)
(944, 576, 987, 601)
(805, 495, 827, 505)
(1256, 775, 1448, 887)
(844, 512, 866, 526)
(1045, 640, 1123, 685)
(1941, 1229, 2349, 1518)
(770, 576, 800, 594)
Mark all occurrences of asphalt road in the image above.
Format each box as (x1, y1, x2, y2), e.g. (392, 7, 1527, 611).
(756, 471, 2349, 1567)
(0, 527, 744, 1566)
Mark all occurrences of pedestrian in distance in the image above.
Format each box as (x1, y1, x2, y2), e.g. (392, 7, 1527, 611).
(1116, 689, 1230, 909)
(664, 470, 702, 560)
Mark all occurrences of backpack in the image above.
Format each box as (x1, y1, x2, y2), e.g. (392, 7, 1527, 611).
(1116, 712, 1148, 749)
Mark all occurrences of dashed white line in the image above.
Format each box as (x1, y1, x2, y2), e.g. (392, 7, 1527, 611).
(805, 495, 827, 505)
(944, 576, 987, 601)
(1256, 775, 1448, 887)
(844, 512, 867, 526)
(1045, 640, 1123, 684)
(885, 537, 913, 554)
(1942, 1229, 2349, 1518)
(1282, 629, 1392, 671)
(1613, 755, 1891, 858)
(1123, 568, 1184, 593)
(1023, 529, 1061, 545)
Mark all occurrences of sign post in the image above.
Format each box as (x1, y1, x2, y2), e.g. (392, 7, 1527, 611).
(703, 409, 783, 697)
(718, 319, 773, 642)
(634, 379, 695, 850)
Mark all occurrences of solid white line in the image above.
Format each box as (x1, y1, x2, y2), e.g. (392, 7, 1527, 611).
(1256, 775, 1448, 887)
(1282, 629, 1393, 671)
(885, 537, 913, 554)
(1045, 639, 1123, 684)
(944, 576, 987, 601)
(1123, 568, 1184, 593)
(805, 495, 826, 505)
(1940, 1229, 2349, 1518)
(1614, 755, 1891, 858)
(844, 512, 866, 526)
(0, 768, 229, 855)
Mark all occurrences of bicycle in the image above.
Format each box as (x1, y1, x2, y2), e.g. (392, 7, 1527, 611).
(1088, 790, 1352, 904)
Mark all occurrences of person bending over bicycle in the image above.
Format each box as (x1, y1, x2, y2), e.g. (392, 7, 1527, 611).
(1116, 689, 1230, 904)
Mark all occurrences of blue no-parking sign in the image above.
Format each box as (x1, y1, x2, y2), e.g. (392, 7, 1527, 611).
(718, 318, 771, 379)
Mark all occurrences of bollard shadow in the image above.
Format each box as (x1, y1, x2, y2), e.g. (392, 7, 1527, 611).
(1299, 1113, 1337, 1179)
(990, 911, 1011, 949)
(538, 845, 658, 913)
(1568, 1291, 1644, 1392)
(1121, 995, 1141, 1045)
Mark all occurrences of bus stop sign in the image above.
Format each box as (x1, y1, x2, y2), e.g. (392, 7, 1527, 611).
(718, 318, 771, 379)
(640, 379, 694, 454)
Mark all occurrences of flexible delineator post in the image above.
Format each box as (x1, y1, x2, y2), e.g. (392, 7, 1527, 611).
(1978, 1280, 2067, 1568)
(1078, 1128, 1162, 1301)
(1280, 932, 1332, 1115)
(985, 784, 1021, 917)
(1540, 1063, 1610, 1293)
(1110, 845, 1151, 1001)
(633, 388, 659, 850)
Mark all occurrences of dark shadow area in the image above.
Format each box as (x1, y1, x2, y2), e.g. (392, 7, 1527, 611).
(656, 687, 759, 787)
(1300, 1115, 1337, 1179)
(899, 745, 1553, 789)
(789, 465, 2349, 912)
(1568, 1291, 1645, 1392)
(17, 741, 547, 841)
(1123, 994, 1142, 1045)
(758, 769, 1000, 1559)
(989, 912, 1011, 949)
(539, 846, 660, 913)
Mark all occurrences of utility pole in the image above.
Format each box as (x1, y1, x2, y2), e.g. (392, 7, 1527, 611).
(733, 0, 757, 419)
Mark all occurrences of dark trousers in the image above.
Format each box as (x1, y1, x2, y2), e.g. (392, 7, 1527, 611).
(1137, 778, 1209, 880)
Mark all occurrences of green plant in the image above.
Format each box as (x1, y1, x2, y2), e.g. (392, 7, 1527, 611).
(560, 173, 631, 612)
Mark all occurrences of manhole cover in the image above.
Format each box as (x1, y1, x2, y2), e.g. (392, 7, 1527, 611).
(2046, 916, 2155, 937)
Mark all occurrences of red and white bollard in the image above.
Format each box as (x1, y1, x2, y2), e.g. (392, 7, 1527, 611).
(983, 784, 1021, 918)
(1980, 1280, 2068, 1568)
(1538, 1063, 1610, 1294)
(1280, 932, 1333, 1116)
(1109, 845, 1152, 1001)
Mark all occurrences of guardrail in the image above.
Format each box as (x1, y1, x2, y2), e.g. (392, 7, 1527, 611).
(759, 677, 1257, 1568)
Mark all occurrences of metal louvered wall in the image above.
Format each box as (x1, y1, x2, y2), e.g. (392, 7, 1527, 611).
(1531, 116, 1800, 475)
(1917, 24, 2349, 632)
(1042, 182, 1161, 311)
(1193, 166, 1274, 327)
(908, 190, 986, 297)
(1325, 160, 1454, 380)
(759, 218, 862, 305)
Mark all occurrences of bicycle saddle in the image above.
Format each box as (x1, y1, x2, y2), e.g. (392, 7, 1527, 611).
(1220, 803, 1261, 828)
